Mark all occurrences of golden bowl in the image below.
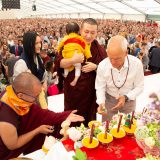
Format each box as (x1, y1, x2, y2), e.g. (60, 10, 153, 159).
(123, 124, 136, 135)
(110, 128, 126, 138)
(97, 132, 113, 144)
(82, 136, 99, 149)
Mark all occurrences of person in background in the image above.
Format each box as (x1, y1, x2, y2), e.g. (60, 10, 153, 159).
(45, 60, 59, 96)
(96, 31, 105, 48)
(45, 60, 58, 86)
(138, 42, 149, 72)
(9, 38, 23, 57)
(5, 54, 18, 84)
(39, 49, 51, 65)
(148, 40, 160, 74)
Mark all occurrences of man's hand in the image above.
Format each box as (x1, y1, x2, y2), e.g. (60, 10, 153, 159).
(36, 125, 54, 134)
(72, 51, 84, 64)
(111, 96, 125, 110)
(97, 103, 107, 116)
(66, 110, 85, 122)
(0, 122, 54, 150)
(60, 51, 84, 68)
(82, 62, 97, 73)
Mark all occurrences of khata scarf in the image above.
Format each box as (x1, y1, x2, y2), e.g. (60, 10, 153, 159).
(0, 85, 33, 116)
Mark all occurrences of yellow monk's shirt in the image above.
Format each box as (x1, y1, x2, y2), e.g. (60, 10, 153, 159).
(57, 33, 92, 71)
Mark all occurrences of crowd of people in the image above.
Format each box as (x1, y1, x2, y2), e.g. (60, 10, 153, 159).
(0, 18, 160, 82)
(0, 17, 160, 159)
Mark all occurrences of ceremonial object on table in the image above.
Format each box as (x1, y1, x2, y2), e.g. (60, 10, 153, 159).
(82, 123, 99, 149)
(135, 93, 160, 157)
(42, 136, 56, 154)
(60, 120, 71, 141)
(44, 142, 75, 160)
(97, 120, 113, 144)
(110, 114, 126, 138)
(89, 124, 95, 144)
(123, 112, 136, 135)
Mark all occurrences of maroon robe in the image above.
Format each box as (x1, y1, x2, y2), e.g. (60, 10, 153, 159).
(55, 40, 106, 126)
(0, 103, 71, 160)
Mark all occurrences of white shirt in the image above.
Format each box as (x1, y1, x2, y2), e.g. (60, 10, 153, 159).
(7, 40, 14, 47)
(13, 59, 31, 79)
(13, 58, 48, 82)
(95, 55, 144, 105)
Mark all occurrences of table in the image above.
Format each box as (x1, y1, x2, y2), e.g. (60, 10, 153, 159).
(62, 136, 145, 160)
(24, 73, 160, 159)
(24, 136, 145, 160)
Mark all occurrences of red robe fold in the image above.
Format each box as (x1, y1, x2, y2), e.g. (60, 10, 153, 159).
(55, 40, 107, 126)
(0, 103, 71, 159)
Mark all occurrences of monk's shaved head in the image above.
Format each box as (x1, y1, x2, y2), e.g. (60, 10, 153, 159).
(13, 72, 41, 94)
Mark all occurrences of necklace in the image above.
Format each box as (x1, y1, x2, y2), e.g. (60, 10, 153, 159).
(111, 56, 129, 90)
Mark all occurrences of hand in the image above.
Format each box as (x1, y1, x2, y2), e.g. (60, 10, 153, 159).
(36, 125, 54, 134)
(72, 51, 84, 64)
(52, 72, 57, 78)
(66, 110, 85, 122)
(82, 62, 97, 73)
(97, 103, 107, 116)
(111, 96, 125, 110)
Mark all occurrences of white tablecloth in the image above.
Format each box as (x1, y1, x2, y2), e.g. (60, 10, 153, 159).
(48, 73, 160, 114)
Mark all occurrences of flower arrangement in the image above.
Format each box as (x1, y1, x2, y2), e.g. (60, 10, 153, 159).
(135, 93, 160, 157)
(136, 154, 159, 160)
(109, 112, 127, 129)
(67, 123, 90, 142)
(65, 123, 91, 149)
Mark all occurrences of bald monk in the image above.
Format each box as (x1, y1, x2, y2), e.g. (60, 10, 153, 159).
(95, 35, 144, 121)
(0, 72, 84, 159)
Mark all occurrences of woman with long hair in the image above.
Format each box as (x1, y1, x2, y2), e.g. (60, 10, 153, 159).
(13, 31, 48, 109)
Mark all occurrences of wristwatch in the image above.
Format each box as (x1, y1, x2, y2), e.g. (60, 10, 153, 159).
(124, 95, 129, 102)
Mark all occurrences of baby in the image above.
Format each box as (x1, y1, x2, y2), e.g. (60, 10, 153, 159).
(58, 22, 91, 86)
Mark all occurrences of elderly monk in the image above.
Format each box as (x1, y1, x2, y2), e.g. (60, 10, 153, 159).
(96, 35, 144, 121)
(55, 18, 106, 126)
(0, 72, 84, 159)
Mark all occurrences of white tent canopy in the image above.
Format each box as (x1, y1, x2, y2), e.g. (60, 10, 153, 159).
(0, 0, 160, 21)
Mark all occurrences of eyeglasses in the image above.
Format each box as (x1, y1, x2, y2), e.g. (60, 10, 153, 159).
(13, 87, 39, 103)
(20, 92, 39, 103)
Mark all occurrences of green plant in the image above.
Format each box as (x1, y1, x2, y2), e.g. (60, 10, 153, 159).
(72, 148, 87, 160)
